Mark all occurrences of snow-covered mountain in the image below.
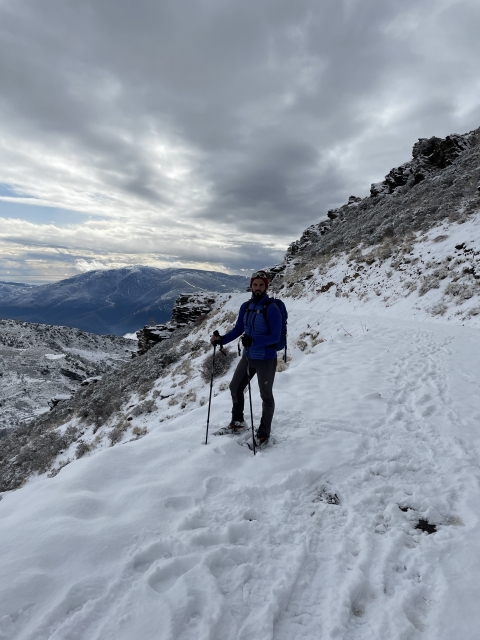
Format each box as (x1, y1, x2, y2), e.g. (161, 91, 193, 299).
(0, 267, 249, 335)
(2, 127, 480, 639)
(0, 280, 35, 300)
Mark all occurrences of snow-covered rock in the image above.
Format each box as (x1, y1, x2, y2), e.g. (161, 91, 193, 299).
(136, 292, 218, 355)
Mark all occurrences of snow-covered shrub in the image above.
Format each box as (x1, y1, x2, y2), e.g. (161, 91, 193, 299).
(432, 267, 449, 280)
(108, 418, 130, 446)
(445, 282, 475, 301)
(467, 306, 480, 317)
(297, 330, 324, 352)
(180, 389, 197, 409)
(418, 275, 440, 296)
(220, 311, 237, 325)
(297, 339, 308, 352)
(0, 424, 79, 491)
(376, 243, 393, 261)
(130, 399, 156, 417)
(173, 359, 193, 378)
(201, 348, 236, 382)
(75, 440, 92, 458)
(403, 280, 418, 293)
(430, 302, 448, 316)
(48, 458, 71, 478)
(132, 426, 148, 439)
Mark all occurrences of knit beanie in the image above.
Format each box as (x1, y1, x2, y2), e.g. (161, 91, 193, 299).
(250, 271, 269, 289)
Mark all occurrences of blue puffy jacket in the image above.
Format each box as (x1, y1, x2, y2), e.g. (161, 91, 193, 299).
(221, 294, 282, 360)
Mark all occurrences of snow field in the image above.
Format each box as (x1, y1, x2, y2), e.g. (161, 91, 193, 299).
(1, 296, 480, 639)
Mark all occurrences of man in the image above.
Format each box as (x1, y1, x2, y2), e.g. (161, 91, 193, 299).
(210, 270, 281, 446)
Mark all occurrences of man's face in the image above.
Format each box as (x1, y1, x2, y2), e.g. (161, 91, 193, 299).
(251, 279, 266, 298)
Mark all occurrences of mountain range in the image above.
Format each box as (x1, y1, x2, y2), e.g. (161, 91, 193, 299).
(0, 266, 249, 335)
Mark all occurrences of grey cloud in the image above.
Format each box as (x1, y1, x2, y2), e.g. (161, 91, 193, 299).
(1, 0, 480, 282)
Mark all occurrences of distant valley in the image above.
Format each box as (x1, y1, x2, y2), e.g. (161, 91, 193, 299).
(0, 318, 135, 434)
(0, 266, 248, 335)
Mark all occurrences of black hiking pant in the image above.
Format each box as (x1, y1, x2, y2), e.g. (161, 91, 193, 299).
(229, 355, 277, 438)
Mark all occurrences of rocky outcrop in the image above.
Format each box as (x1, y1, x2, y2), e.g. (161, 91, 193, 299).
(370, 132, 476, 197)
(136, 292, 217, 355)
(171, 293, 216, 325)
(284, 126, 480, 264)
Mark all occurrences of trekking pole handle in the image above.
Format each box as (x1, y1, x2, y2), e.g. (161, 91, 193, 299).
(213, 330, 227, 356)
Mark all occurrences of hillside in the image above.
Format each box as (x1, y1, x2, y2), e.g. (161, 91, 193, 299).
(0, 319, 135, 434)
(0, 267, 249, 335)
(2, 127, 480, 639)
(0, 280, 35, 300)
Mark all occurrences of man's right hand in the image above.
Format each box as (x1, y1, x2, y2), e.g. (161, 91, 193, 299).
(210, 332, 223, 345)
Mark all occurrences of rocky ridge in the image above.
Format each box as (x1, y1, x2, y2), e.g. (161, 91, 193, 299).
(284, 127, 480, 269)
(269, 127, 480, 323)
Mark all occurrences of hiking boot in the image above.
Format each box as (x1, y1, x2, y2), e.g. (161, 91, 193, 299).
(254, 429, 269, 446)
(213, 420, 247, 436)
(230, 420, 247, 432)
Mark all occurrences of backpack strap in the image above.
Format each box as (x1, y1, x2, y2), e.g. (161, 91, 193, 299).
(238, 299, 254, 355)
(262, 299, 278, 349)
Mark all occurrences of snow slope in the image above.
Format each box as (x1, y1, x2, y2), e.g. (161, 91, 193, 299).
(281, 212, 480, 328)
(0, 319, 134, 432)
(1, 292, 480, 640)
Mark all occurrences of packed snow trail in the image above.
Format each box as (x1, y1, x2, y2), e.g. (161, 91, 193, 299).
(1, 306, 480, 639)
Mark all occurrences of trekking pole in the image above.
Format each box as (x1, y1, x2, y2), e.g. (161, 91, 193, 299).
(205, 331, 219, 446)
(246, 348, 256, 456)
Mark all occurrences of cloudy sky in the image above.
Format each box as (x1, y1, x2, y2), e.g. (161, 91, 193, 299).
(1, 0, 479, 283)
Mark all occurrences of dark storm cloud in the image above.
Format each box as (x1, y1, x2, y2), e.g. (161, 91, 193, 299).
(1, 0, 479, 278)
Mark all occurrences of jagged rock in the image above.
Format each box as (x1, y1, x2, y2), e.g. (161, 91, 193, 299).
(60, 368, 85, 382)
(286, 223, 328, 260)
(171, 293, 216, 325)
(371, 131, 476, 198)
(48, 394, 72, 410)
(136, 292, 217, 355)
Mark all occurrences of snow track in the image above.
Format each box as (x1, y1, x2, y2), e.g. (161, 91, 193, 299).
(2, 306, 480, 639)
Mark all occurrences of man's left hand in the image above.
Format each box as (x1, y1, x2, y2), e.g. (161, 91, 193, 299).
(241, 334, 253, 347)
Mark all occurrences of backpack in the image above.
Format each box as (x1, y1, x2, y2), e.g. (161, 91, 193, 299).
(262, 298, 288, 362)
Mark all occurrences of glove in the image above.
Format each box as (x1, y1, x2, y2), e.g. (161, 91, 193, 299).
(210, 332, 223, 345)
(241, 334, 253, 347)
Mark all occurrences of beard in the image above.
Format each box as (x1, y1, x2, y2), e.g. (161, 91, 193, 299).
(253, 290, 265, 299)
